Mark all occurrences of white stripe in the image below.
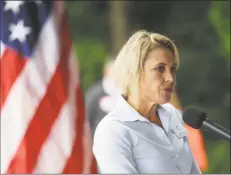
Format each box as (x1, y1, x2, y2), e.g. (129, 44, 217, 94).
(1, 42, 6, 58)
(33, 50, 78, 173)
(33, 102, 76, 173)
(1, 14, 61, 173)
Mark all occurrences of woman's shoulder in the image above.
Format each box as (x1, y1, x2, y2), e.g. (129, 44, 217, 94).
(95, 113, 129, 136)
(93, 112, 137, 145)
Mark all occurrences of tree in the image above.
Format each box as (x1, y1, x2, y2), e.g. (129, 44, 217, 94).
(108, 1, 128, 55)
(209, 1, 230, 66)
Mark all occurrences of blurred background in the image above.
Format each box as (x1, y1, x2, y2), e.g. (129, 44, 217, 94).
(64, 1, 230, 174)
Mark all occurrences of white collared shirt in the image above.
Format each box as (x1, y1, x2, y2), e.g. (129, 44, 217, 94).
(93, 95, 201, 174)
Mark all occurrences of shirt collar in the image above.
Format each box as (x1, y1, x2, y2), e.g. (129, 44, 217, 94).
(111, 95, 170, 124)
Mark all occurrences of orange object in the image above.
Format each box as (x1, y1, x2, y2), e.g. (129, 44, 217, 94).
(170, 92, 208, 172)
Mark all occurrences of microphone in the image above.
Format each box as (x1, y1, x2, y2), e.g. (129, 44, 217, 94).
(183, 107, 231, 142)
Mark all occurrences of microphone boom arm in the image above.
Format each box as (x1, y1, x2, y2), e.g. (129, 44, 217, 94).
(202, 119, 231, 142)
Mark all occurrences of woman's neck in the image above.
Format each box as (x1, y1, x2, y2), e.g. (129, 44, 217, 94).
(127, 93, 158, 121)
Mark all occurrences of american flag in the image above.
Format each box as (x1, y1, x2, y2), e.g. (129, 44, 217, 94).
(1, 0, 96, 173)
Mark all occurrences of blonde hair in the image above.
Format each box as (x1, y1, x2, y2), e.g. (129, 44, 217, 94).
(110, 30, 179, 97)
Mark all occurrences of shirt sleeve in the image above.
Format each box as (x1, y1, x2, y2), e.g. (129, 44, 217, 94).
(93, 120, 139, 174)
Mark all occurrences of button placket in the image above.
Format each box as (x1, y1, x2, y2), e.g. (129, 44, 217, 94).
(176, 153, 180, 159)
(152, 123, 171, 145)
(176, 164, 181, 174)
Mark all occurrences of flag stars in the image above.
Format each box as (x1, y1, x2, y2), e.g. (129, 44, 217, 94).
(9, 20, 31, 43)
(4, 1, 24, 14)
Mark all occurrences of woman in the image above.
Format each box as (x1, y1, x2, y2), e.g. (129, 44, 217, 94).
(92, 30, 201, 174)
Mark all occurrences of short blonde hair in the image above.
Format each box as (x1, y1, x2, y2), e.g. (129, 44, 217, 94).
(110, 30, 179, 96)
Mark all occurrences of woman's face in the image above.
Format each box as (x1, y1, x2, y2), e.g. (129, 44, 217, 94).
(140, 47, 177, 104)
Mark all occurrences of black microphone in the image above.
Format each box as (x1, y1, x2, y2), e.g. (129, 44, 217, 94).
(183, 107, 231, 142)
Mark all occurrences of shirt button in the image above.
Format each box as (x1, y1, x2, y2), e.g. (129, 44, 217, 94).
(172, 153, 180, 160)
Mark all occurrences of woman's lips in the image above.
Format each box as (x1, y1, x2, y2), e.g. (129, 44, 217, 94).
(163, 88, 173, 93)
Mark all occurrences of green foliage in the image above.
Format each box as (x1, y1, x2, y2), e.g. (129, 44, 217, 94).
(65, 1, 110, 45)
(74, 38, 108, 92)
(209, 1, 230, 64)
(162, 1, 230, 121)
(204, 140, 230, 173)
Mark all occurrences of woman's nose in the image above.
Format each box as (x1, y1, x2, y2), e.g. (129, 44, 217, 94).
(165, 72, 175, 83)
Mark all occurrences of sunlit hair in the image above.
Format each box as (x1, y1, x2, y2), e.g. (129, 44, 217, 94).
(109, 30, 179, 97)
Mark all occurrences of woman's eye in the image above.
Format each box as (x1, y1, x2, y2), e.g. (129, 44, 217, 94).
(171, 67, 177, 72)
(155, 66, 165, 72)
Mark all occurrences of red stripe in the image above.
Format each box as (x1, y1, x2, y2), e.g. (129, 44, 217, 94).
(62, 85, 85, 173)
(6, 17, 71, 173)
(90, 155, 98, 173)
(0, 48, 27, 109)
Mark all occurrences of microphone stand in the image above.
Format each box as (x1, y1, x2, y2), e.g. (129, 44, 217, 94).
(202, 119, 231, 143)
